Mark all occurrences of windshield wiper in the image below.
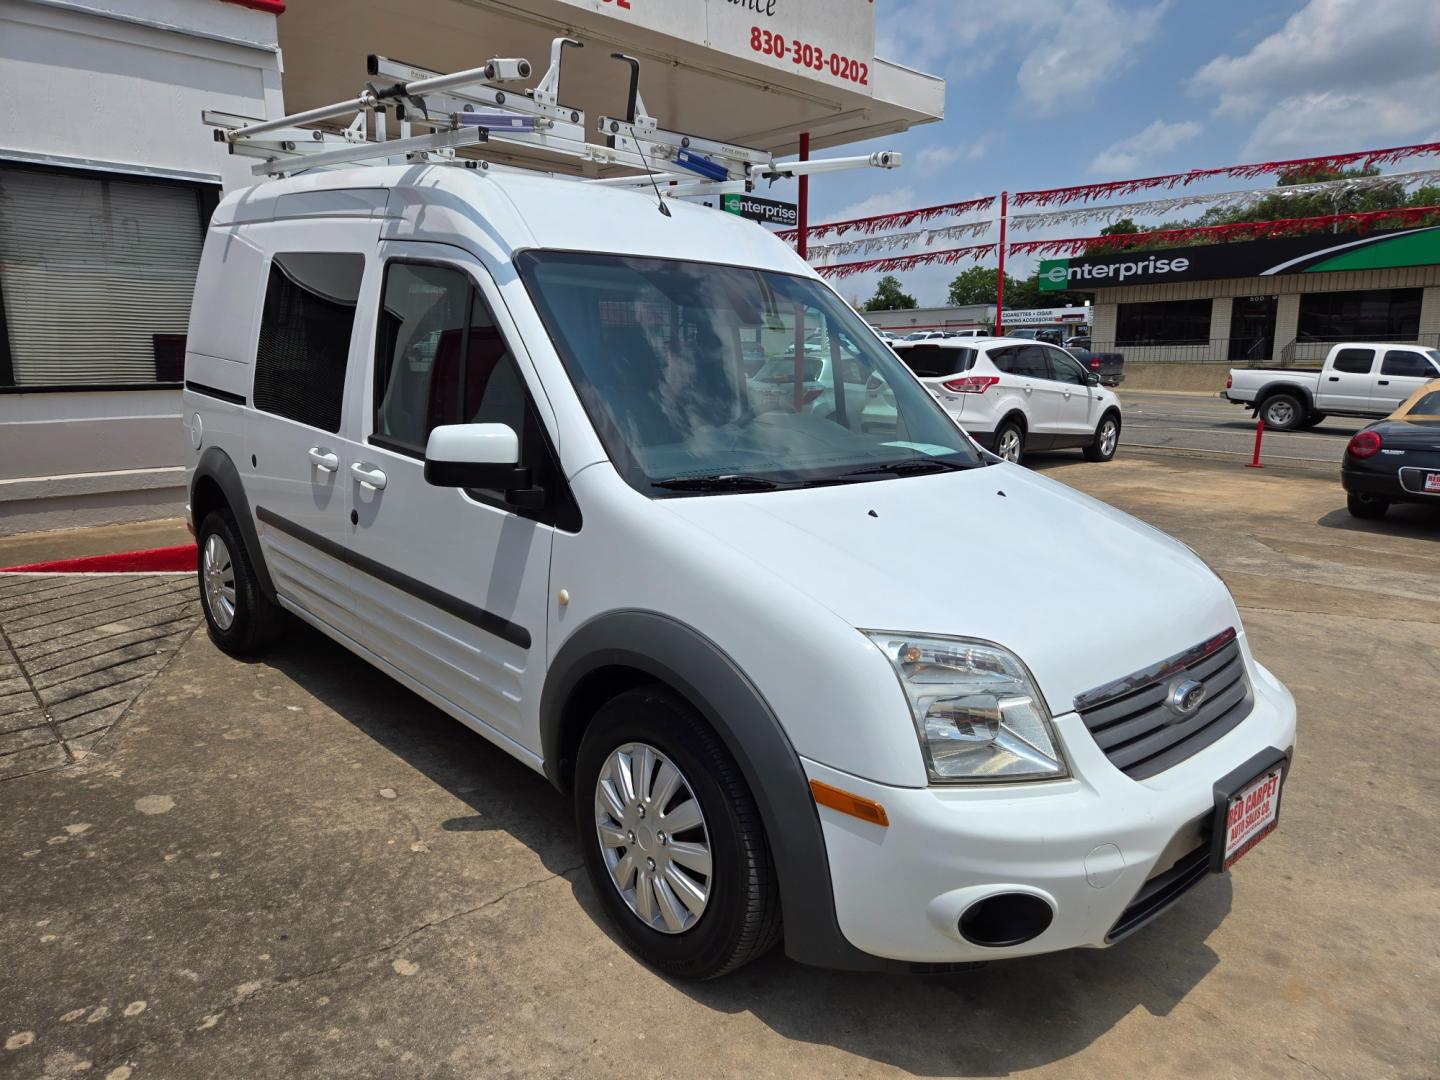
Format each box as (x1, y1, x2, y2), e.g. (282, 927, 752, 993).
(832, 458, 970, 481)
(652, 473, 785, 492)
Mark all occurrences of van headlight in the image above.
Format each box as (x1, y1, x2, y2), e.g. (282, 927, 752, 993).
(865, 633, 1068, 783)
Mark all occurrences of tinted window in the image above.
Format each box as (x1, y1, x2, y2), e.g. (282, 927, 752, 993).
(1115, 298, 1212, 346)
(997, 345, 1050, 379)
(1381, 350, 1435, 378)
(1298, 288, 1421, 341)
(1407, 391, 1440, 415)
(898, 346, 975, 378)
(374, 262, 522, 452)
(1332, 348, 1374, 374)
(1045, 346, 1087, 385)
(253, 252, 364, 432)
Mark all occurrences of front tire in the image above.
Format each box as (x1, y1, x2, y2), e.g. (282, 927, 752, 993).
(1347, 493, 1390, 519)
(197, 509, 286, 655)
(1260, 393, 1304, 431)
(575, 686, 781, 980)
(1083, 412, 1121, 462)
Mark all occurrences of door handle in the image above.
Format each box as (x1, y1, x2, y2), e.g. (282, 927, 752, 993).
(1327, 376, 1340, 382)
(307, 447, 339, 472)
(1377, 379, 1390, 385)
(350, 462, 388, 490)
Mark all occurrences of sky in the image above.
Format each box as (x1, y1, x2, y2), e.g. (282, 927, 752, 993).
(775, 0, 1440, 307)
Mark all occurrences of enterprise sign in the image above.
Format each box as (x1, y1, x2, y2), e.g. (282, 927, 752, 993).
(1039, 225, 1440, 291)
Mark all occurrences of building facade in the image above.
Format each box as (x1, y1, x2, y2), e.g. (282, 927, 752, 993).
(0, 0, 283, 534)
(1040, 226, 1440, 366)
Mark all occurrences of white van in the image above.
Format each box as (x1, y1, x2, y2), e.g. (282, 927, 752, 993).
(184, 165, 1296, 979)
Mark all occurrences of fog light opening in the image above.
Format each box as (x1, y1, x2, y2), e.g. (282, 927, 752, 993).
(958, 893, 1054, 948)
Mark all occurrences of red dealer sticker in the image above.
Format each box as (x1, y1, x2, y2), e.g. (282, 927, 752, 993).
(1222, 766, 1283, 870)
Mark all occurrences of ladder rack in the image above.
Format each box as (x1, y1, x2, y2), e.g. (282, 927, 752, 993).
(204, 39, 901, 199)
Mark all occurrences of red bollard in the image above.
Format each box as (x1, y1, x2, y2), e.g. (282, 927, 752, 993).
(1246, 417, 1265, 468)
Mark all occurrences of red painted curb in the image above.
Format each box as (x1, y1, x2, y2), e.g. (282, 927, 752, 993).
(1, 545, 198, 574)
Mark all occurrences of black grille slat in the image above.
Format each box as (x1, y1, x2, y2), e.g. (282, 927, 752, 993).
(1076, 637, 1255, 781)
(1090, 655, 1246, 749)
(1107, 843, 1211, 942)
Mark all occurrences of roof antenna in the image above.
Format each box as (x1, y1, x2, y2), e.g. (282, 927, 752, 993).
(610, 53, 670, 217)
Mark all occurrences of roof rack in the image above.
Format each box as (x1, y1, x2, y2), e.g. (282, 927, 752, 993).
(203, 39, 901, 198)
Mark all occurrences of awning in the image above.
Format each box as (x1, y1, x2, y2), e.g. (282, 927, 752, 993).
(276, 0, 943, 171)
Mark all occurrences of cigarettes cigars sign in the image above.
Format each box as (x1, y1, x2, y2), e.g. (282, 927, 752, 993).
(1040, 225, 1440, 291)
(571, 0, 877, 94)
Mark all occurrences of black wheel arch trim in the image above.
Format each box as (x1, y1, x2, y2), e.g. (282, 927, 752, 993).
(540, 609, 887, 971)
(192, 447, 276, 602)
(1256, 383, 1313, 411)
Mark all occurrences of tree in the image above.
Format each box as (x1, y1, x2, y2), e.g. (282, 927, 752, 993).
(863, 275, 917, 311)
(946, 266, 1002, 305)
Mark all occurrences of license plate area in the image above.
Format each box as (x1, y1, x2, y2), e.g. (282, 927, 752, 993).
(1426, 472, 1440, 493)
(1210, 748, 1289, 873)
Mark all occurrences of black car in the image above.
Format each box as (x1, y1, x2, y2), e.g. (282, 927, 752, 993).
(1341, 383, 1440, 518)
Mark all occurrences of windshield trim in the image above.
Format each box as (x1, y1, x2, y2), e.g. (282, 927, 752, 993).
(514, 248, 983, 498)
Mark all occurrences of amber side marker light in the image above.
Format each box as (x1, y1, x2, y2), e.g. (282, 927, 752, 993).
(810, 779, 889, 827)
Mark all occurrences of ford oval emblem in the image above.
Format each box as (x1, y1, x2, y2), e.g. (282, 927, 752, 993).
(1168, 679, 1206, 716)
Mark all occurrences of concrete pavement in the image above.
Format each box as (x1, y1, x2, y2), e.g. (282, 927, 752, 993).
(1, 456, 1437, 1079)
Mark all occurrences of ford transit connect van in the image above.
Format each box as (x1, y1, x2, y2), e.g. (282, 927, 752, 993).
(184, 166, 1296, 979)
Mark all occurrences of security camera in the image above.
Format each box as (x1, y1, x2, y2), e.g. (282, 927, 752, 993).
(485, 58, 533, 83)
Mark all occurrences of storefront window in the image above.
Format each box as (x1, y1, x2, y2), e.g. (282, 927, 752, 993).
(1115, 298, 1212, 347)
(0, 165, 214, 390)
(1297, 288, 1421, 343)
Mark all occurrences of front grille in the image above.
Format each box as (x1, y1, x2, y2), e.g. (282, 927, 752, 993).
(1075, 629, 1253, 781)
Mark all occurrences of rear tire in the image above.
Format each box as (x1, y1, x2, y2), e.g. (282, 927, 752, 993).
(1083, 412, 1121, 462)
(575, 686, 781, 980)
(1260, 393, 1304, 431)
(994, 419, 1026, 464)
(1347, 493, 1390, 520)
(197, 509, 286, 655)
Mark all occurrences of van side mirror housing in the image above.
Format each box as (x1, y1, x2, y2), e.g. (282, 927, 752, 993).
(424, 423, 545, 507)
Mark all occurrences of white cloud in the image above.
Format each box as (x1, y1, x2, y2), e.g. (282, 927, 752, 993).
(822, 186, 918, 225)
(914, 146, 960, 176)
(878, 0, 1169, 114)
(1188, 0, 1440, 157)
(1088, 119, 1202, 175)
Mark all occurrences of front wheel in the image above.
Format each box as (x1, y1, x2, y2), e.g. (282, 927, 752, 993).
(1347, 493, 1390, 519)
(575, 687, 781, 980)
(1260, 393, 1304, 431)
(1083, 413, 1121, 462)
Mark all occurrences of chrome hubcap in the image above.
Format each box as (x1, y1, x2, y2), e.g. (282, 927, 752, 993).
(1100, 420, 1118, 455)
(999, 429, 1022, 462)
(202, 533, 237, 631)
(1266, 400, 1295, 426)
(594, 742, 711, 934)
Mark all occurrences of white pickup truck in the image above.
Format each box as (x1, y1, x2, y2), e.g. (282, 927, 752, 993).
(1221, 343, 1440, 430)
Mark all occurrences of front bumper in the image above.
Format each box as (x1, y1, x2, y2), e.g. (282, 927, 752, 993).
(804, 646, 1297, 965)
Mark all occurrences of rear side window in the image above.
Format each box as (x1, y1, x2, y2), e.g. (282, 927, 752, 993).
(253, 252, 364, 432)
(1332, 348, 1374, 374)
(1407, 391, 1440, 416)
(1381, 350, 1434, 378)
(898, 346, 975, 378)
(992, 345, 1049, 379)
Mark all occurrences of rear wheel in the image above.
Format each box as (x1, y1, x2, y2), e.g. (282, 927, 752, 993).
(1083, 413, 1121, 462)
(197, 509, 286, 655)
(994, 420, 1025, 464)
(575, 687, 781, 980)
(1347, 493, 1390, 519)
(1260, 393, 1304, 431)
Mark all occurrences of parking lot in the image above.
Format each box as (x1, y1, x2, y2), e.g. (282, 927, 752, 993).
(1120, 389, 1367, 468)
(1, 445, 1437, 1079)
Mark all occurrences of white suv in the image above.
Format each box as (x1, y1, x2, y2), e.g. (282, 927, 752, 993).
(884, 338, 1122, 464)
(183, 166, 1295, 980)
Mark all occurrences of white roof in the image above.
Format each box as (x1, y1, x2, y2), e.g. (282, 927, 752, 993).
(210, 165, 813, 275)
(892, 336, 1037, 348)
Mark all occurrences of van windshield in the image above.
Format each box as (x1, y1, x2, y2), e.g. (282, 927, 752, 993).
(516, 251, 982, 494)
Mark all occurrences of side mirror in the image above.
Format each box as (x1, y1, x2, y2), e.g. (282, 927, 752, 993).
(1086, 372, 1102, 387)
(424, 423, 545, 507)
